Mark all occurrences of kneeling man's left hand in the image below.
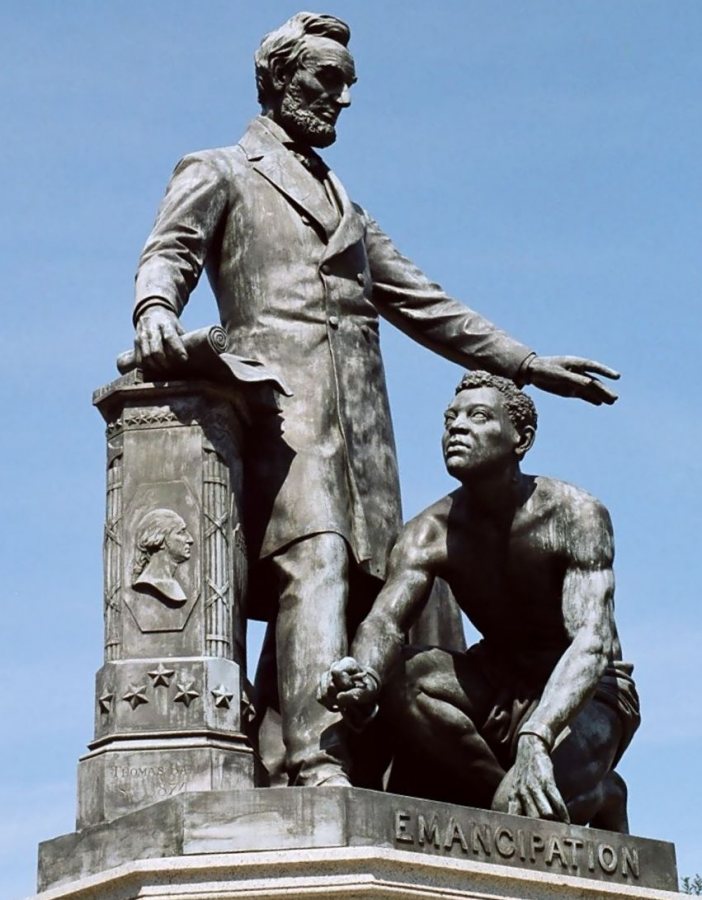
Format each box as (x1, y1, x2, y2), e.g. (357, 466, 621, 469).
(492, 734, 570, 823)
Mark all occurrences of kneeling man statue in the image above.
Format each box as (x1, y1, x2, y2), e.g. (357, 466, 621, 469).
(320, 372, 639, 832)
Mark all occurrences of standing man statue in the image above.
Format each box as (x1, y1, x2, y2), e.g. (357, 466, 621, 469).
(320, 372, 639, 830)
(133, 12, 620, 789)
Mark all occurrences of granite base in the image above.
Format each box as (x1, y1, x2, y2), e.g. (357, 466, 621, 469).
(35, 787, 678, 899)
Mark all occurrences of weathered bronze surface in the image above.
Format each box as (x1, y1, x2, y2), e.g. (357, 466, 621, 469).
(131, 11, 621, 791)
(35, 13, 665, 898)
(321, 373, 639, 830)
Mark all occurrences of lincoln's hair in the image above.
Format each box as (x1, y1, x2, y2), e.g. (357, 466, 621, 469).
(454, 371, 537, 436)
(132, 509, 186, 579)
(254, 12, 351, 107)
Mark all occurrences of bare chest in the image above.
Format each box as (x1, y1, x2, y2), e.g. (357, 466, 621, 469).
(440, 520, 568, 646)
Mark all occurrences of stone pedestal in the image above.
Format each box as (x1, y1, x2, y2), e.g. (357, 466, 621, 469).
(30, 849, 685, 900)
(34, 372, 678, 900)
(36, 787, 678, 899)
(78, 374, 257, 828)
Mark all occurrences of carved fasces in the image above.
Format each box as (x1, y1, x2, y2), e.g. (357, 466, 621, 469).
(103, 449, 123, 660)
(203, 448, 232, 657)
(86, 380, 257, 827)
(96, 381, 250, 662)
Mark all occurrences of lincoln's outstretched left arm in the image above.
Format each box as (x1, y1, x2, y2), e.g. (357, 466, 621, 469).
(363, 213, 619, 405)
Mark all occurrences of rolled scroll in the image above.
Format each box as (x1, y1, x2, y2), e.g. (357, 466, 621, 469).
(116, 325, 291, 396)
(117, 326, 227, 374)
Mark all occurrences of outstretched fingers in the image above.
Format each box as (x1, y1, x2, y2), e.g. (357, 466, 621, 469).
(528, 355, 621, 405)
(559, 356, 620, 381)
(554, 357, 620, 405)
(564, 370, 618, 406)
(541, 781, 570, 823)
(507, 783, 569, 822)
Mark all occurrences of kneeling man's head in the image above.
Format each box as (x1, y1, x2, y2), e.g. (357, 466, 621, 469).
(443, 372, 537, 481)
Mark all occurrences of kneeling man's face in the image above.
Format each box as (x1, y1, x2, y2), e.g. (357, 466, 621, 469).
(442, 387, 521, 481)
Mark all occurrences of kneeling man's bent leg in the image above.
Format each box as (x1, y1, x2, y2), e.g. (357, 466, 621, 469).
(384, 646, 506, 807)
(552, 697, 628, 831)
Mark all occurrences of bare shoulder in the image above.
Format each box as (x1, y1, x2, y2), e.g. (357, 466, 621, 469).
(530, 475, 609, 520)
(529, 475, 613, 565)
(389, 494, 452, 573)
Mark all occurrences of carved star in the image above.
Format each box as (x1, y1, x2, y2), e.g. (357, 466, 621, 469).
(122, 683, 149, 709)
(148, 663, 175, 688)
(174, 682, 200, 708)
(210, 684, 234, 709)
(98, 689, 114, 714)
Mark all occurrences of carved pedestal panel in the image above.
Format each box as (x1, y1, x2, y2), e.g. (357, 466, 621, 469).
(79, 373, 256, 826)
(36, 788, 679, 899)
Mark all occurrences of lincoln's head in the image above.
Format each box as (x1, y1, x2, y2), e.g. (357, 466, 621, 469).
(255, 12, 356, 148)
(442, 372, 537, 481)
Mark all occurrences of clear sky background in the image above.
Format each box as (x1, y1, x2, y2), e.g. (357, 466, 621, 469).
(1, 2, 700, 897)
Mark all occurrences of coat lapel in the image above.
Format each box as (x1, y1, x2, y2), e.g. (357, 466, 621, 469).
(322, 171, 365, 262)
(240, 119, 339, 239)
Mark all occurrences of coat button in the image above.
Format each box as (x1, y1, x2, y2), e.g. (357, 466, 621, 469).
(300, 214, 312, 226)
(321, 262, 331, 275)
(356, 272, 365, 286)
(328, 315, 339, 328)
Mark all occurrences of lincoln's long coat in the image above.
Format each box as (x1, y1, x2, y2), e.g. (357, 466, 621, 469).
(135, 117, 532, 601)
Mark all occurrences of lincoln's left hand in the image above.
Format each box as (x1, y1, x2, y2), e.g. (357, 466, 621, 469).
(492, 734, 570, 823)
(526, 355, 620, 405)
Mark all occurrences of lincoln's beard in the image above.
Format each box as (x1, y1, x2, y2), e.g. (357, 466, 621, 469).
(278, 84, 337, 148)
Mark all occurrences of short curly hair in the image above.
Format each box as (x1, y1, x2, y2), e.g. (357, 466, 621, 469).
(454, 371, 537, 437)
(254, 12, 351, 107)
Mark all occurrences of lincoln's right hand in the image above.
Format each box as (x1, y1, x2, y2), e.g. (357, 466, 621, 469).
(135, 305, 188, 370)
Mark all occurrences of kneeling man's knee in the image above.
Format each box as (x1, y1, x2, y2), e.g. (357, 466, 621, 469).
(397, 647, 449, 699)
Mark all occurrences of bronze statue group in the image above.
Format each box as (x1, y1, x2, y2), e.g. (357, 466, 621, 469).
(133, 12, 638, 831)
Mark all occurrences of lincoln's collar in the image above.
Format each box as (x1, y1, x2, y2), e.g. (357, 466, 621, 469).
(256, 114, 295, 147)
(241, 115, 328, 166)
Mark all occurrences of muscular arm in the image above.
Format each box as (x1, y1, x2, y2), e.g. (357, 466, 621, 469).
(494, 495, 615, 822)
(319, 511, 441, 716)
(352, 516, 440, 680)
(521, 499, 615, 747)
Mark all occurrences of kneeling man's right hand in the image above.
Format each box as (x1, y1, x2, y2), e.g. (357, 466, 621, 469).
(318, 657, 380, 730)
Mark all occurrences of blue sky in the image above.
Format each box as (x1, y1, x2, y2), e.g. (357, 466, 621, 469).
(1, 2, 700, 896)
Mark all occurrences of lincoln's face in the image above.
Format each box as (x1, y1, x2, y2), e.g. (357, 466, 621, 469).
(442, 387, 523, 481)
(277, 38, 356, 147)
(164, 519, 194, 563)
